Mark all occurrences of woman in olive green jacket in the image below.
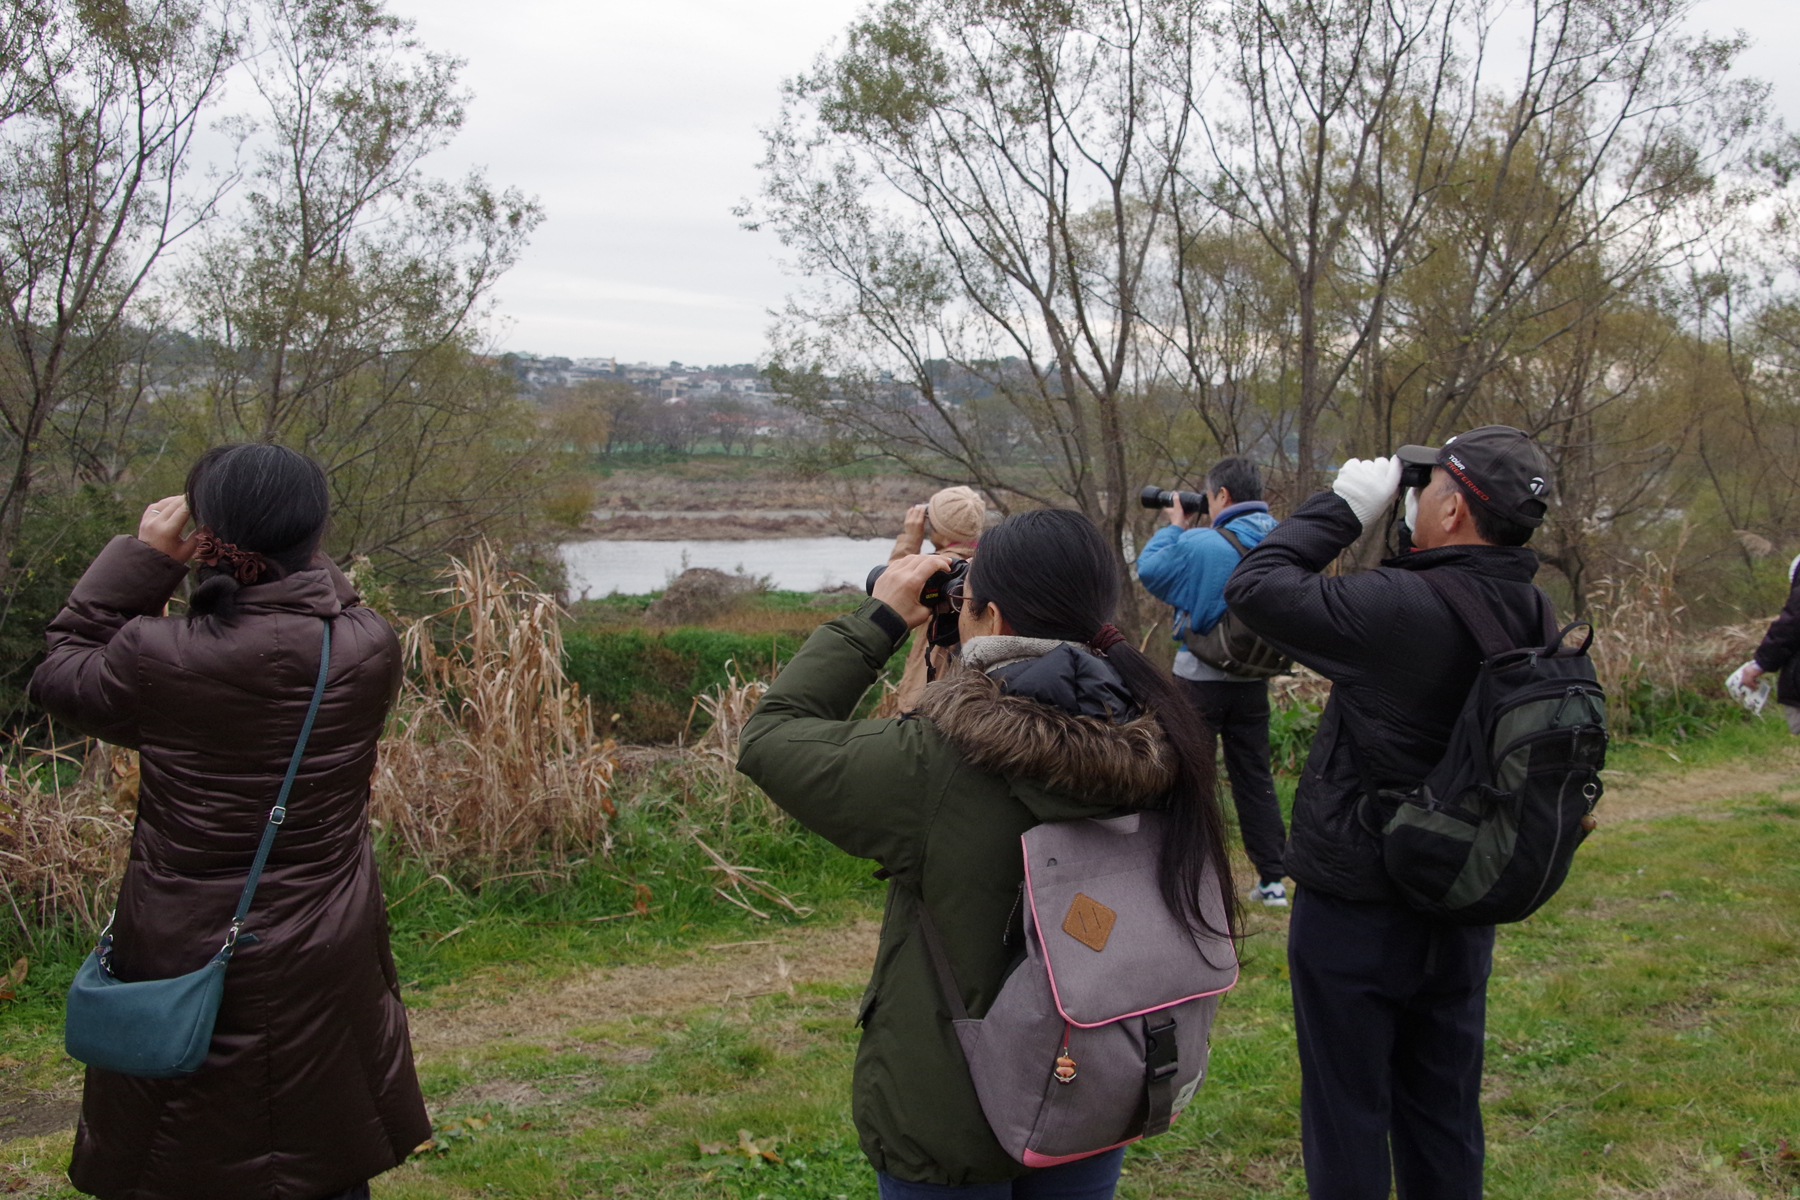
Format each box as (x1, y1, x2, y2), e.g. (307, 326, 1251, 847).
(738, 510, 1237, 1198)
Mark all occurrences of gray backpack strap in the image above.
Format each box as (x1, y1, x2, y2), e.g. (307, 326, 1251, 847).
(914, 900, 970, 1022)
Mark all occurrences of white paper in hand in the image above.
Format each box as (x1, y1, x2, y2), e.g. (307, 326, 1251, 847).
(1725, 662, 1771, 716)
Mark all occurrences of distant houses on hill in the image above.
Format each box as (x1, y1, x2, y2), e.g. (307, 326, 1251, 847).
(499, 354, 781, 405)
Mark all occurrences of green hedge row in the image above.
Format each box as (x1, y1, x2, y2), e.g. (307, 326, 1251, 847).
(563, 626, 909, 743)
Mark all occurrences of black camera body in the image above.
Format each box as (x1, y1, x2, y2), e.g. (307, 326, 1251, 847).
(1400, 460, 1435, 491)
(865, 558, 969, 649)
(864, 557, 969, 607)
(1139, 485, 1208, 517)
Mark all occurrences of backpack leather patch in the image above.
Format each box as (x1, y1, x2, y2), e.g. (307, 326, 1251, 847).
(1062, 893, 1117, 952)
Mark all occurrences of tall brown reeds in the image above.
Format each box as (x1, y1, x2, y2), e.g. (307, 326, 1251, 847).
(1586, 533, 1768, 740)
(0, 740, 135, 938)
(679, 659, 778, 826)
(371, 543, 616, 873)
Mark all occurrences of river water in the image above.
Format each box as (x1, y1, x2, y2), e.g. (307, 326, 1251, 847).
(560, 537, 890, 598)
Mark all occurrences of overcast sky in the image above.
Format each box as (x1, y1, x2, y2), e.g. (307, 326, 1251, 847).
(386, 0, 1800, 368)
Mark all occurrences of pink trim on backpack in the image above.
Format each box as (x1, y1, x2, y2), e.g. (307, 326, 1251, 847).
(1021, 1135, 1143, 1168)
(1022, 842, 1239, 1030)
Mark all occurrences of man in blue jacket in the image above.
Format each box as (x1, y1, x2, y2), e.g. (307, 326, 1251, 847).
(1136, 455, 1288, 905)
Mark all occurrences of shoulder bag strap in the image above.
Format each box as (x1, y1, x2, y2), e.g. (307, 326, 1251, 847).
(1214, 526, 1249, 559)
(223, 617, 332, 956)
(1419, 569, 1514, 660)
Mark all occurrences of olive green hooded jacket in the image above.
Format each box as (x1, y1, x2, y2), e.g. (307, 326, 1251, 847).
(737, 600, 1175, 1185)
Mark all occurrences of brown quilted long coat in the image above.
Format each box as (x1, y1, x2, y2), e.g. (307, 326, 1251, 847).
(29, 535, 430, 1200)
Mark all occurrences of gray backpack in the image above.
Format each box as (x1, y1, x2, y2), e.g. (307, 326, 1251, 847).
(917, 812, 1238, 1167)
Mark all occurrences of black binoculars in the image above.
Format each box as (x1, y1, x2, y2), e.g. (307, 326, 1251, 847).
(1400, 460, 1435, 491)
(1139, 485, 1208, 517)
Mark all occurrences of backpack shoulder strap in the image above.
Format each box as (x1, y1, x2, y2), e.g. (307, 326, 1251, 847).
(1419, 569, 1513, 660)
(1535, 586, 1559, 648)
(1214, 526, 1249, 559)
(913, 898, 970, 1022)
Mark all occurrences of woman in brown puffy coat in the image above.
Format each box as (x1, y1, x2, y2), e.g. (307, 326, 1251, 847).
(30, 444, 430, 1200)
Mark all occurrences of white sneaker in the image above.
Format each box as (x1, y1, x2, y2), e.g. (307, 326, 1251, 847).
(1249, 880, 1289, 908)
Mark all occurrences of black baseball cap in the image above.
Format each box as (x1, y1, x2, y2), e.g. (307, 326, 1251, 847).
(1395, 425, 1552, 527)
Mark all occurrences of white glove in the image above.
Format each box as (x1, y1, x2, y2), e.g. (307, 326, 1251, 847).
(1403, 487, 1420, 534)
(1332, 456, 1402, 530)
(1726, 661, 1771, 716)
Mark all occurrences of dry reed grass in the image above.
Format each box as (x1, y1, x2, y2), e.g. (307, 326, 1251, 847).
(0, 739, 135, 937)
(371, 543, 617, 875)
(1585, 538, 1768, 738)
(674, 659, 781, 826)
(1268, 664, 1332, 709)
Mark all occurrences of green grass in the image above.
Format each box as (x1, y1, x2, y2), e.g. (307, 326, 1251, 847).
(6, 716, 1799, 1198)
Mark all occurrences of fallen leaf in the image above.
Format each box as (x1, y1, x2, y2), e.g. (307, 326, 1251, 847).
(0, 957, 26, 1002)
(737, 1128, 782, 1164)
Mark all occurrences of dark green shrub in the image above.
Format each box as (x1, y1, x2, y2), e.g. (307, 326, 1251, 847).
(0, 487, 133, 722)
(564, 623, 908, 743)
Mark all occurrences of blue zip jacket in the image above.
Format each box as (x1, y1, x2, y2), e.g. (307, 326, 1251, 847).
(1136, 501, 1278, 638)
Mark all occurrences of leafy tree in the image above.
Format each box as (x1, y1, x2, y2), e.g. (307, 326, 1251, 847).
(178, 0, 545, 580)
(749, 0, 1202, 617)
(0, 0, 236, 568)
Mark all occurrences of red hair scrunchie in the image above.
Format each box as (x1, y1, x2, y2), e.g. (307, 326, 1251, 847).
(1088, 623, 1127, 654)
(193, 530, 269, 585)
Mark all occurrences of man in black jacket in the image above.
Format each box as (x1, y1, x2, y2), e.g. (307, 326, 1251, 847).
(1739, 554, 1800, 733)
(1224, 426, 1555, 1200)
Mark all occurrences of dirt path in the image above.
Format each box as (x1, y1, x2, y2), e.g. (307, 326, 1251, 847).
(1597, 741, 1800, 821)
(407, 919, 883, 1058)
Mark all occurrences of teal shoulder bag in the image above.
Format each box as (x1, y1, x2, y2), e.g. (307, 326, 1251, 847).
(64, 618, 332, 1079)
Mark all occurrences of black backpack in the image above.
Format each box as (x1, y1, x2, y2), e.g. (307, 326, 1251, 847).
(1357, 570, 1608, 925)
(1180, 527, 1293, 679)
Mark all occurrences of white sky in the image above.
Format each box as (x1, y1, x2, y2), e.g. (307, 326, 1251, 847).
(386, 0, 1800, 368)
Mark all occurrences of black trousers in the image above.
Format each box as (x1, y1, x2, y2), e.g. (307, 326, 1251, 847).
(1178, 678, 1286, 882)
(1287, 888, 1495, 1200)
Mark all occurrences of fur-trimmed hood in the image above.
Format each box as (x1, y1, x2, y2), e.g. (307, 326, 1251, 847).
(915, 653, 1175, 806)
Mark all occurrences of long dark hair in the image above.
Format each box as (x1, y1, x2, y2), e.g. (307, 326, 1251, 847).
(185, 444, 330, 622)
(967, 508, 1238, 941)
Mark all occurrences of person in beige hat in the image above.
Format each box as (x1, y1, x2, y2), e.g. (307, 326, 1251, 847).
(888, 486, 985, 707)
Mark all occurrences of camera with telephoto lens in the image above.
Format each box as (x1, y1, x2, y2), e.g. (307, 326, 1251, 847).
(865, 558, 969, 648)
(1139, 485, 1208, 517)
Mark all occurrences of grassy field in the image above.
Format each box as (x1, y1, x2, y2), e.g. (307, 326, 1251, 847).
(4, 719, 1799, 1198)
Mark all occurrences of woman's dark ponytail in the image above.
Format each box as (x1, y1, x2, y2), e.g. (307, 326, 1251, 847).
(967, 509, 1240, 943)
(184, 444, 331, 624)
(187, 572, 243, 620)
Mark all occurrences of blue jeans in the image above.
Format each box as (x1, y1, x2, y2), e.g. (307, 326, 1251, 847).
(877, 1148, 1126, 1200)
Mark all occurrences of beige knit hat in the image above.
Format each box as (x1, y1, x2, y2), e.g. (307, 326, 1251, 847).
(927, 485, 985, 549)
